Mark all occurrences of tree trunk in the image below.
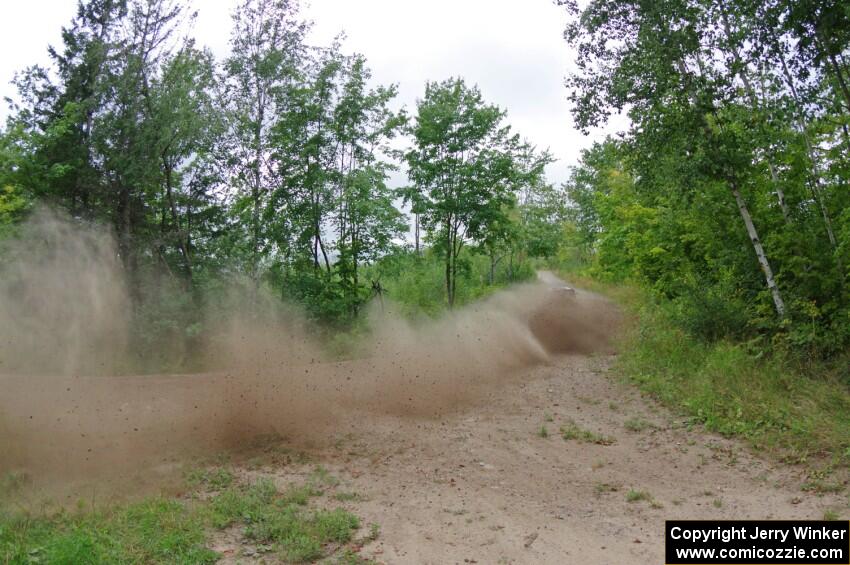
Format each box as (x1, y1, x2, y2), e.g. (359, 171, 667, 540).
(251, 82, 265, 286)
(767, 161, 791, 222)
(164, 161, 193, 284)
(117, 183, 133, 270)
(451, 254, 458, 308)
(445, 252, 454, 308)
(730, 182, 785, 318)
(489, 252, 496, 286)
(827, 52, 850, 114)
(414, 213, 421, 256)
(318, 231, 331, 273)
(446, 220, 458, 308)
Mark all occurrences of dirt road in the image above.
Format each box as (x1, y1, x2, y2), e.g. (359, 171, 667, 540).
(2, 275, 844, 563)
(212, 352, 842, 564)
(213, 277, 844, 564)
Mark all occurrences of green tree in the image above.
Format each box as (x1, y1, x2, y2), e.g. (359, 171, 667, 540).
(269, 49, 405, 318)
(560, 0, 850, 353)
(222, 0, 308, 283)
(330, 56, 406, 311)
(405, 78, 528, 307)
(146, 44, 219, 283)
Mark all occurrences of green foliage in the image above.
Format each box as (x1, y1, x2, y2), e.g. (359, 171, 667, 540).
(367, 248, 535, 319)
(0, 124, 33, 242)
(404, 78, 546, 307)
(517, 180, 569, 260)
(563, 134, 850, 353)
(611, 286, 850, 466)
(560, 0, 850, 357)
(0, 186, 29, 240)
(207, 478, 359, 562)
(0, 499, 216, 564)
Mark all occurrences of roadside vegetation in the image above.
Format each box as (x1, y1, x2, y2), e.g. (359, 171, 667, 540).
(553, 272, 850, 474)
(620, 292, 850, 468)
(551, 0, 850, 477)
(0, 497, 217, 564)
(0, 468, 371, 564)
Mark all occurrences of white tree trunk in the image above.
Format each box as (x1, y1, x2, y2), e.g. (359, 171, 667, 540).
(731, 183, 786, 317)
(766, 161, 791, 222)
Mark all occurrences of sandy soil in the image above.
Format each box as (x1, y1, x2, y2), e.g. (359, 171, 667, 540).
(209, 351, 844, 565)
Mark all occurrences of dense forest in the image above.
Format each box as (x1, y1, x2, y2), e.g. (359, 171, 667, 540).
(560, 0, 850, 361)
(0, 0, 564, 366)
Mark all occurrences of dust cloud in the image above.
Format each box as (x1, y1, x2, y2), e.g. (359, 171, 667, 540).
(0, 212, 620, 490)
(0, 210, 130, 377)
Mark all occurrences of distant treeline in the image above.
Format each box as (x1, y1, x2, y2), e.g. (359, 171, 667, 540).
(0, 0, 565, 333)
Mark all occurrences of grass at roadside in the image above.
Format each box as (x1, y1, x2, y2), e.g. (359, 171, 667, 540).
(206, 478, 359, 562)
(1, 466, 372, 564)
(0, 498, 217, 564)
(554, 270, 850, 474)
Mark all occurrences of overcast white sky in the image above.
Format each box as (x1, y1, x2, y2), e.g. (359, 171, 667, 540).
(0, 0, 626, 186)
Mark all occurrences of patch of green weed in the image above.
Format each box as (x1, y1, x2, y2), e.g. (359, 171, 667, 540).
(0, 498, 216, 564)
(624, 418, 655, 432)
(186, 467, 235, 490)
(560, 420, 615, 445)
(625, 489, 651, 503)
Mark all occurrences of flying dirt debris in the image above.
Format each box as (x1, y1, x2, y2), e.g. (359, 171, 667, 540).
(0, 216, 620, 490)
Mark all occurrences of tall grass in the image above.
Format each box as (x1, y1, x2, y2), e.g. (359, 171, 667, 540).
(557, 270, 850, 469)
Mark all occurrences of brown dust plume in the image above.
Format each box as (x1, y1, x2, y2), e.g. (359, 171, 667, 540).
(0, 213, 621, 490)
